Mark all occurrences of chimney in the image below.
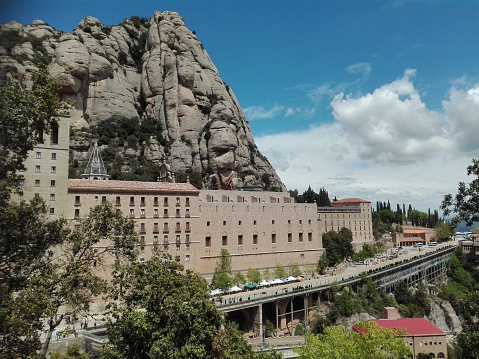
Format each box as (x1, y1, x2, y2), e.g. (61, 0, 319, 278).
(384, 307, 399, 320)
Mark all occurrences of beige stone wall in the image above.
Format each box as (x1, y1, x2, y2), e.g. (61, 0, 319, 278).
(195, 190, 322, 278)
(404, 334, 448, 359)
(19, 115, 71, 219)
(66, 184, 200, 272)
(318, 201, 374, 249)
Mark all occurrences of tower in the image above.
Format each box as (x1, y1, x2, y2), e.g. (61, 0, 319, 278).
(82, 141, 109, 180)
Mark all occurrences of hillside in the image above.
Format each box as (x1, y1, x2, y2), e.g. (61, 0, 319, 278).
(0, 12, 285, 190)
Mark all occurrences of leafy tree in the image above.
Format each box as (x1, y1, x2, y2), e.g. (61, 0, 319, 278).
(232, 271, 246, 284)
(0, 64, 63, 198)
(454, 291, 479, 359)
(274, 265, 287, 279)
(317, 251, 329, 274)
(50, 344, 89, 359)
(246, 268, 261, 284)
(294, 322, 411, 359)
(441, 158, 479, 226)
(103, 254, 279, 359)
(434, 221, 455, 241)
(322, 228, 354, 266)
(211, 249, 232, 290)
(288, 263, 302, 277)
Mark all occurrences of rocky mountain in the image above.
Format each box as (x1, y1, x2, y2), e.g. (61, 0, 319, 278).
(0, 12, 285, 190)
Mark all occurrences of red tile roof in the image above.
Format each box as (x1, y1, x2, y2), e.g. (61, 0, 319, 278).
(332, 198, 370, 205)
(369, 318, 444, 336)
(68, 179, 199, 194)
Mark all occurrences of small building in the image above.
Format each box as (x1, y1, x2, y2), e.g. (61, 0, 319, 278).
(354, 307, 447, 359)
(458, 239, 479, 267)
(393, 229, 431, 247)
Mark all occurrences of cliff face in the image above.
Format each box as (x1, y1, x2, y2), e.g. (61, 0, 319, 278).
(0, 12, 285, 190)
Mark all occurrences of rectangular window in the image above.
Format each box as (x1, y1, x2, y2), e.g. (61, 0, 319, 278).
(35, 179, 40, 187)
(102, 196, 107, 204)
(308, 232, 313, 241)
(50, 166, 56, 174)
(140, 223, 146, 233)
(176, 208, 180, 217)
(222, 235, 227, 246)
(74, 195, 80, 204)
(238, 234, 243, 245)
(185, 222, 190, 232)
(205, 236, 211, 247)
(163, 223, 169, 232)
(129, 197, 135, 206)
(271, 233, 276, 243)
(153, 235, 158, 243)
(253, 220, 257, 225)
(300, 253, 305, 260)
(129, 209, 134, 217)
(49, 194, 55, 201)
(49, 207, 55, 215)
(140, 208, 146, 217)
(153, 223, 159, 233)
(140, 197, 146, 206)
(185, 208, 190, 217)
(50, 180, 55, 187)
(35, 152, 41, 159)
(163, 209, 168, 217)
(299, 220, 302, 224)
(176, 235, 180, 243)
(223, 221, 226, 226)
(154, 196, 159, 206)
(164, 197, 169, 206)
(154, 208, 159, 217)
(116, 196, 121, 205)
(140, 246, 145, 254)
(185, 254, 190, 262)
(140, 236, 145, 245)
(272, 220, 275, 225)
(164, 235, 169, 243)
(176, 197, 180, 205)
(185, 234, 190, 243)
(299, 233, 303, 242)
(35, 165, 41, 173)
(207, 221, 210, 226)
(288, 233, 292, 242)
(288, 220, 291, 225)
(74, 209, 80, 218)
(185, 197, 190, 207)
(51, 152, 57, 160)
(175, 223, 181, 232)
(238, 220, 242, 225)
(253, 234, 258, 245)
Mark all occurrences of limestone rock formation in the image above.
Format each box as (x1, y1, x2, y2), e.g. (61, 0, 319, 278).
(0, 12, 284, 190)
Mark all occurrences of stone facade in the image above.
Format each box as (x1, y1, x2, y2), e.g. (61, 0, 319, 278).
(318, 198, 374, 249)
(18, 115, 71, 219)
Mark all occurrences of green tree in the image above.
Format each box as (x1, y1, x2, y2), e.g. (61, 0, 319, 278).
(317, 251, 329, 274)
(288, 263, 302, 277)
(441, 158, 479, 226)
(211, 249, 232, 290)
(294, 322, 411, 359)
(50, 344, 89, 359)
(435, 221, 455, 241)
(246, 268, 261, 284)
(103, 254, 279, 359)
(274, 265, 287, 279)
(454, 291, 479, 359)
(0, 64, 63, 191)
(322, 228, 354, 266)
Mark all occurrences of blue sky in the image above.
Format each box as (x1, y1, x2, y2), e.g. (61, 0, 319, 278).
(2, 0, 479, 213)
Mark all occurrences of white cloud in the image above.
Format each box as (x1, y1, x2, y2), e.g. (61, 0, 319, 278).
(255, 69, 479, 213)
(243, 104, 284, 120)
(345, 62, 371, 77)
(331, 69, 450, 164)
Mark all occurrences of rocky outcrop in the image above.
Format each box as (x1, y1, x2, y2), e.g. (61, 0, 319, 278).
(0, 12, 284, 190)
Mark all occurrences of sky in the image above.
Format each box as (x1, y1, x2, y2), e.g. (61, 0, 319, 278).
(2, 0, 479, 213)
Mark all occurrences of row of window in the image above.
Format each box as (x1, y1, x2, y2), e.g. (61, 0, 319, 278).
(74, 195, 190, 207)
(206, 219, 313, 227)
(35, 152, 57, 160)
(35, 165, 56, 173)
(139, 233, 191, 245)
(205, 232, 313, 247)
(34, 179, 56, 187)
(139, 222, 191, 233)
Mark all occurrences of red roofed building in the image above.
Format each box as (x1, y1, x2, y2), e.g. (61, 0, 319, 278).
(318, 198, 373, 249)
(354, 307, 447, 358)
(393, 228, 434, 247)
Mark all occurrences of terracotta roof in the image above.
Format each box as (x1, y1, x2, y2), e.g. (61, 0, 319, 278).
(332, 198, 370, 205)
(68, 179, 199, 194)
(403, 229, 428, 234)
(368, 318, 444, 336)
